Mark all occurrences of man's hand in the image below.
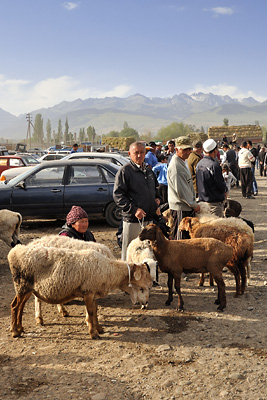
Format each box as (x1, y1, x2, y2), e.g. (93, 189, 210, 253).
(135, 208, 146, 220)
(194, 205, 201, 213)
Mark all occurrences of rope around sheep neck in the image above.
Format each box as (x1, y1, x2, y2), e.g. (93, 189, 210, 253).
(127, 264, 132, 287)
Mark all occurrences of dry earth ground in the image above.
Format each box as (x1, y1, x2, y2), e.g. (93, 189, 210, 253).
(0, 171, 267, 400)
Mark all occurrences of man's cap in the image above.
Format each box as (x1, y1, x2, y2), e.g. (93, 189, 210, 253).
(203, 139, 217, 153)
(175, 136, 193, 149)
(149, 141, 156, 147)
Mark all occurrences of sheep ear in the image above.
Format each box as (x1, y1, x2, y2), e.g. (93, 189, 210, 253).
(133, 265, 142, 281)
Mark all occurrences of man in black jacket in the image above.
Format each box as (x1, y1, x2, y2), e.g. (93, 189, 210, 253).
(196, 139, 228, 217)
(113, 141, 160, 260)
(222, 143, 239, 186)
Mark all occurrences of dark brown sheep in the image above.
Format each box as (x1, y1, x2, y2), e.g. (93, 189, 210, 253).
(139, 224, 233, 312)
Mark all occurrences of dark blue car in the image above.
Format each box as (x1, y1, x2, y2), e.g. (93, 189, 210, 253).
(0, 159, 122, 227)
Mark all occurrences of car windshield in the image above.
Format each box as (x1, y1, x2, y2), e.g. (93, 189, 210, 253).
(7, 165, 41, 186)
(22, 156, 40, 164)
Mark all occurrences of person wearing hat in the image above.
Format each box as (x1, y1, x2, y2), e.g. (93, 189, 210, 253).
(187, 140, 203, 198)
(59, 205, 96, 241)
(145, 141, 158, 169)
(155, 142, 163, 160)
(196, 139, 228, 217)
(238, 141, 255, 199)
(113, 141, 161, 260)
(167, 136, 200, 239)
(70, 143, 79, 154)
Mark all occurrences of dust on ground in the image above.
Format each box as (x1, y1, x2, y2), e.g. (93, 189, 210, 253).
(0, 172, 267, 400)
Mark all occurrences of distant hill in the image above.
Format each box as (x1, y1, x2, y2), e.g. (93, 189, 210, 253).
(1, 92, 267, 141)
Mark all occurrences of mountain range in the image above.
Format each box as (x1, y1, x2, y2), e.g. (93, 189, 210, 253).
(1, 92, 267, 141)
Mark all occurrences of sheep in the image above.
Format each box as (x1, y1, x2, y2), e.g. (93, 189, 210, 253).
(139, 224, 233, 311)
(0, 209, 22, 247)
(8, 244, 153, 339)
(178, 216, 254, 295)
(126, 237, 158, 283)
(26, 235, 136, 324)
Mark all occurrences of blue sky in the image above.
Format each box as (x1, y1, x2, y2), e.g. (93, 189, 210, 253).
(1, 0, 267, 115)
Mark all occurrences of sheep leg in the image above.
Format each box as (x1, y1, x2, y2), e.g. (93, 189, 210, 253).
(213, 277, 226, 311)
(165, 273, 174, 306)
(85, 304, 104, 334)
(246, 257, 251, 286)
(174, 276, 184, 312)
(84, 294, 100, 339)
(11, 293, 32, 337)
(230, 266, 242, 297)
(239, 265, 247, 295)
(209, 273, 214, 286)
(57, 304, 69, 318)
(35, 296, 44, 325)
(198, 273, 205, 286)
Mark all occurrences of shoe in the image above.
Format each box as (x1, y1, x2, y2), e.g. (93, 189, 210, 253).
(254, 192, 258, 196)
(242, 196, 247, 198)
(246, 195, 255, 199)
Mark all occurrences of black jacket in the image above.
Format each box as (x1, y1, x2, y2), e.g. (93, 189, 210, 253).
(59, 224, 96, 241)
(113, 161, 159, 223)
(196, 156, 228, 203)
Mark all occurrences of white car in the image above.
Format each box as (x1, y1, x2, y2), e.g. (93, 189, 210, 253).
(38, 153, 67, 162)
(0, 151, 129, 182)
(64, 152, 130, 166)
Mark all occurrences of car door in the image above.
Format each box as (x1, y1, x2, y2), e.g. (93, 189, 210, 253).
(10, 165, 66, 218)
(63, 164, 111, 216)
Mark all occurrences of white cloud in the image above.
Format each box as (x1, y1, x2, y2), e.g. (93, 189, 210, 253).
(212, 7, 234, 16)
(189, 83, 266, 102)
(63, 2, 79, 11)
(0, 74, 133, 115)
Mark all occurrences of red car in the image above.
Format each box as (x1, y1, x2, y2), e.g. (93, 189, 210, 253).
(0, 155, 40, 176)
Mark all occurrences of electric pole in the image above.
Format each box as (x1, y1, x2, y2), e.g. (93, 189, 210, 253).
(26, 113, 34, 149)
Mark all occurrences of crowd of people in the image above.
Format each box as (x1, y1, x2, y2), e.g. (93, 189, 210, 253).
(64, 137, 266, 259)
(112, 136, 267, 256)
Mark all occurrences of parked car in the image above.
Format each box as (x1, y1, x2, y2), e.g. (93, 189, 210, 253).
(0, 154, 40, 176)
(0, 159, 122, 227)
(64, 151, 130, 166)
(38, 153, 67, 162)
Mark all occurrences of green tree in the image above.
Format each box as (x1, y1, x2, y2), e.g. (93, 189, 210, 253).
(155, 122, 192, 141)
(87, 126, 96, 142)
(106, 130, 120, 137)
(46, 119, 52, 145)
(56, 119, 63, 144)
(120, 121, 139, 139)
(64, 118, 69, 144)
(32, 114, 44, 144)
(79, 128, 85, 142)
(223, 118, 229, 127)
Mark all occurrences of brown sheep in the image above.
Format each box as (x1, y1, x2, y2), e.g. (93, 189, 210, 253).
(139, 224, 233, 312)
(178, 217, 254, 296)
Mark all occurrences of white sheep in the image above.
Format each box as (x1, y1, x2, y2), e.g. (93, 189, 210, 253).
(8, 244, 153, 339)
(126, 237, 158, 283)
(0, 209, 22, 247)
(27, 235, 115, 324)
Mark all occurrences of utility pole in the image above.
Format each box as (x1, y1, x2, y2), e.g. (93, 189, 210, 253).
(26, 113, 34, 149)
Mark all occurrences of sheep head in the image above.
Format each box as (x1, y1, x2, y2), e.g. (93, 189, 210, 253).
(139, 224, 161, 244)
(178, 217, 192, 232)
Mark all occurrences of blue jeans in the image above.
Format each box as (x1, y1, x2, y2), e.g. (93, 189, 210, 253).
(251, 166, 258, 193)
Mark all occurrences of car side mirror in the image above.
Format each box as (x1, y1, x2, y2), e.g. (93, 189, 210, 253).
(16, 181, 26, 190)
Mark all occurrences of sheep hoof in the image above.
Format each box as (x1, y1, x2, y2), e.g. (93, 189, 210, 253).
(177, 307, 184, 312)
(165, 299, 172, 306)
(217, 307, 224, 312)
(12, 330, 21, 338)
(214, 299, 220, 305)
(36, 317, 44, 326)
(97, 326, 104, 334)
(198, 283, 204, 287)
(62, 311, 69, 318)
(90, 333, 100, 340)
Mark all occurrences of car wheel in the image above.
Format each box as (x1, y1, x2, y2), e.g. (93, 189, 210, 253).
(104, 202, 122, 227)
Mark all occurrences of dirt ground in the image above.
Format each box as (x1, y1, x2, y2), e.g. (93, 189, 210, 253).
(0, 171, 267, 400)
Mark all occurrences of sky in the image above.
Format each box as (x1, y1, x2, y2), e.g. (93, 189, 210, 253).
(1, 0, 267, 116)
